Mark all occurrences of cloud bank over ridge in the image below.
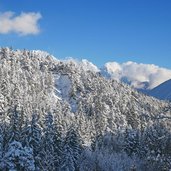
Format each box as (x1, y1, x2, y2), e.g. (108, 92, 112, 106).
(56, 57, 171, 90)
(103, 61, 171, 89)
(0, 11, 42, 35)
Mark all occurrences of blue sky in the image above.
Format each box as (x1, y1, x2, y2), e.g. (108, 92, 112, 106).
(0, 0, 171, 68)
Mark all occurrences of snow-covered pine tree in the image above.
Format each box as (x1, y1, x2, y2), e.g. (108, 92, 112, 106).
(24, 113, 42, 170)
(1, 140, 35, 171)
(39, 112, 62, 170)
(60, 125, 82, 171)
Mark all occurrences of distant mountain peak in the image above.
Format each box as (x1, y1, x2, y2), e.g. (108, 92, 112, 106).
(148, 79, 171, 100)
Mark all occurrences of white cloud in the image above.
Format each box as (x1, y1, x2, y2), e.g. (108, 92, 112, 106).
(0, 11, 42, 35)
(104, 61, 171, 89)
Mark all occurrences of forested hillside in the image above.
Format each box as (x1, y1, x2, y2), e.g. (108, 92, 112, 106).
(0, 48, 171, 171)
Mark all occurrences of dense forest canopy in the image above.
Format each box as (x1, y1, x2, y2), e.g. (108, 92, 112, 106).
(0, 47, 171, 171)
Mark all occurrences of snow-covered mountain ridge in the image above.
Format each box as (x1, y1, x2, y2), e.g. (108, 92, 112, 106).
(148, 79, 171, 100)
(0, 47, 171, 170)
(9, 48, 171, 92)
(30, 49, 171, 92)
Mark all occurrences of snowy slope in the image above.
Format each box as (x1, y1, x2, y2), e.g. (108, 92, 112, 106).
(1, 48, 171, 170)
(148, 79, 171, 100)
